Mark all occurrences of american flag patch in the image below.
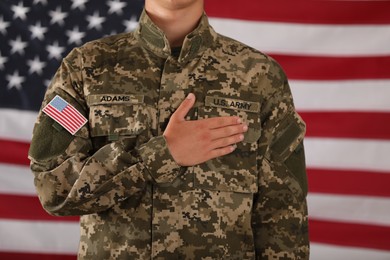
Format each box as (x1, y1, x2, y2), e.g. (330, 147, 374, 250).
(42, 95, 87, 135)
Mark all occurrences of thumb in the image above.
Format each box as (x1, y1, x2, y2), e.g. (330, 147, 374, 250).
(172, 93, 196, 122)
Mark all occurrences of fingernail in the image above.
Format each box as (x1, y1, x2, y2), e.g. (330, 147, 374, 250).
(237, 118, 242, 124)
(231, 144, 237, 151)
(186, 93, 195, 100)
(239, 134, 244, 141)
(243, 124, 248, 132)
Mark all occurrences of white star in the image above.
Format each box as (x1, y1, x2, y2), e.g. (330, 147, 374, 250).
(44, 79, 52, 88)
(71, 0, 89, 11)
(46, 41, 65, 60)
(27, 56, 46, 75)
(0, 16, 10, 35)
(6, 71, 26, 90)
(11, 2, 30, 20)
(9, 36, 28, 55)
(107, 0, 127, 15)
(108, 30, 118, 37)
(0, 51, 8, 70)
(29, 22, 48, 40)
(86, 11, 106, 31)
(33, 0, 47, 5)
(49, 6, 68, 26)
(123, 15, 138, 32)
(66, 26, 86, 45)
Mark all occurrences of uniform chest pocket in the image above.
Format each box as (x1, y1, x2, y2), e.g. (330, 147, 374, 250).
(87, 94, 153, 139)
(193, 95, 261, 194)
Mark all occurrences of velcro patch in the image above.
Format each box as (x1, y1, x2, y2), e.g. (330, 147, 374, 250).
(205, 96, 260, 113)
(42, 95, 87, 135)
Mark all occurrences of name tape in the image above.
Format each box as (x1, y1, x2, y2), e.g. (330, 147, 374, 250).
(87, 94, 144, 105)
(205, 96, 260, 113)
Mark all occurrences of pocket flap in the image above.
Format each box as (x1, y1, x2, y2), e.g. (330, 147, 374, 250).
(88, 94, 150, 138)
(203, 95, 261, 143)
(192, 94, 262, 193)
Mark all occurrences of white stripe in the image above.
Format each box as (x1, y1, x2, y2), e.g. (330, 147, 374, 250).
(1, 221, 389, 259)
(0, 109, 37, 142)
(3, 162, 390, 228)
(1, 221, 390, 258)
(311, 243, 390, 260)
(290, 79, 390, 112)
(3, 164, 390, 227)
(2, 125, 390, 197)
(0, 220, 390, 260)
(308, 193, 390, 227)
(304, 137, 390, 173)
(0, 219, 79, 254)
(209, 18, 390, 56)
(0, 164, 36, 196)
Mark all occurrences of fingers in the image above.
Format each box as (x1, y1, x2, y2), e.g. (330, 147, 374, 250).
(171, 93, 196, 122)
(205, 124, 248, 158)
(167, 93, 250, 165)
(207, 145, 236, 160)
(172, 94, 241, 128)
(204, 116, 242, 129)
(209, 124, 248, 141)
(209, 133, 244, 150)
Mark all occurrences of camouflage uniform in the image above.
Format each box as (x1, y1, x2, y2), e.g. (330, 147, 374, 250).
(29, 10, 309, 260)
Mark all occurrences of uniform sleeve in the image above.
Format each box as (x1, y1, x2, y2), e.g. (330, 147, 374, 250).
(252, 60, 310, 259)
(28, 48, 181, 216)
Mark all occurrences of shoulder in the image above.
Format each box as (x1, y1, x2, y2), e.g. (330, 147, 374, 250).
(213, 32, 287, 79)
(82, 31, 137, 53)
(64, 32, 138, 67)
(216, 33, 267, 58)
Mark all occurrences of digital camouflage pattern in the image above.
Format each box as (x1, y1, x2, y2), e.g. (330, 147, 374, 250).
(29, 9, 309, 260)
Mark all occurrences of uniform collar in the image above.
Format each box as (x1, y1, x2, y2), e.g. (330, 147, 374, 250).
(136, 9, 217, 64)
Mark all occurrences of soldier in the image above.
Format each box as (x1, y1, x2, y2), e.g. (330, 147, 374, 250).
(29, 0, 309, 259)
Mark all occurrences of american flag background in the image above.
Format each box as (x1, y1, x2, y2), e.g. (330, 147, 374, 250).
(0, 0, 389, 259)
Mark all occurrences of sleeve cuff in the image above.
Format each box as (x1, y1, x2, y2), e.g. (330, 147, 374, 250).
(137, 136, 182, 184)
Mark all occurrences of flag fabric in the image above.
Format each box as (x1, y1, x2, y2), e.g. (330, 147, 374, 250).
(1, 0, 390, 259)
(42, 95, 87, 135)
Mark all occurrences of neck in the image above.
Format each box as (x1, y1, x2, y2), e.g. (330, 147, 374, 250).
(145, 1, 204, 47)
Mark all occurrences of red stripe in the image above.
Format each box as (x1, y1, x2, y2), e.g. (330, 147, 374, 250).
(63, 106, 86, 126)
(47, 105, 79, 131)
(300, 112, 390, 140)
(44, 105, 78, 133)
(0, 252, 76, 260)
(3, 169, 389, 221)
(205, 0, 390, 24)
(0, 139, 30, 165)
(0, 194, 79, 222)
(1, 223, 388, 256)
(270, 54, 390, 80)
(62, 107, 83, 126)
(309, 219, 390, 251)
(61, 106, 86, 131)
(307, 168, 390, 197)
(3, 195, 390, 251)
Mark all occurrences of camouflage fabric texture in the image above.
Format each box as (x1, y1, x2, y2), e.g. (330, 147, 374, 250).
(29, 9, 309, 260)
